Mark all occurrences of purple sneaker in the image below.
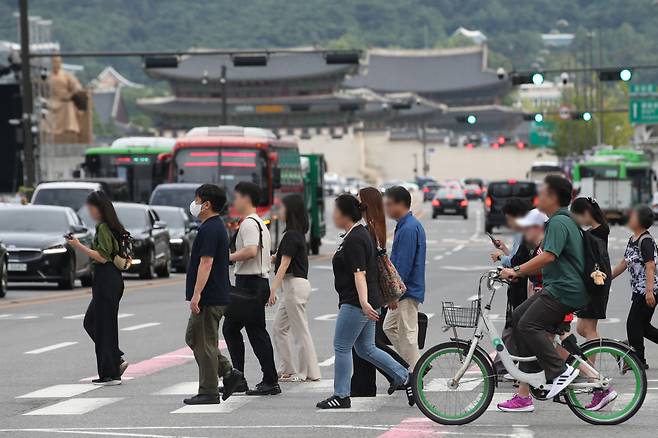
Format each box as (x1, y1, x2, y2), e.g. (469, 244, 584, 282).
(496, 394, 534, 412)
(585, 388, 618, 411)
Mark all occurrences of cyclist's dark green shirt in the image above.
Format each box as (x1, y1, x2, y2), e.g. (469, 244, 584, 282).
(541, 208, 589, 309)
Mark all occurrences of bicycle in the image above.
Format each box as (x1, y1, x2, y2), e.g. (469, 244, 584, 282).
(412, 269, 647, 425)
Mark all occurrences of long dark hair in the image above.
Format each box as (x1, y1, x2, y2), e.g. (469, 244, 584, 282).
(570, 197, 607, 228)
(283, 194, 309, 234)
(359, 187, 386, 248)
(86, 191, 128, 236)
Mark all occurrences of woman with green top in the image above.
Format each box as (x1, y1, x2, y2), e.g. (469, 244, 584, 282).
(67, 191, 129, 386)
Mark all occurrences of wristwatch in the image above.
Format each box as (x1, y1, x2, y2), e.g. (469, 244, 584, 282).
(513, 265, 521, 274)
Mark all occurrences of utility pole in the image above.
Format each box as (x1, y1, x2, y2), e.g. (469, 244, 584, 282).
(597, 27, 605, 145)
(220, 65, 228, 125)
(421, 124, 429, 176)
(19, 0, 35, 187)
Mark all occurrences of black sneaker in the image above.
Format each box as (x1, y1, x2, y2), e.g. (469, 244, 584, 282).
(316, 395, 351, 409)
(219, 379, 248, 394)
(183, 394, 220, 405)
(221, 369, 245, 401)
(92, 377, 121, 386)
(404, 384, 415, 407)
(245, 381, 281, 396)
(119, 358, 129, 377)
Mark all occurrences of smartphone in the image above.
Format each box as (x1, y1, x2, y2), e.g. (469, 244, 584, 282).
(63, 233, 73, 240)
(486, 232, 501, 248)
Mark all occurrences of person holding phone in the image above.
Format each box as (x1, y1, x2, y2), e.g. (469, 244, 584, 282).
(66, 191, 128, 386)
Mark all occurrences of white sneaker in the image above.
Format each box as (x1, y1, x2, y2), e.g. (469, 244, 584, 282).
(546, 365, 579, 399)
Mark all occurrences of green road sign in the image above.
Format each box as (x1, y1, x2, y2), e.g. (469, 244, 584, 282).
(630, 84, 658, 97)
(630, 99, 658, 124)
(529, 120, 555, 147)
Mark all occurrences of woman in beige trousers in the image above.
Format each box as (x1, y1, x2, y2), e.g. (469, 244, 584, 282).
(269, 195, 321, 382)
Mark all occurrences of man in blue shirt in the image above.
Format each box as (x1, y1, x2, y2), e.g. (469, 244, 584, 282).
(383, 186, 426, 368)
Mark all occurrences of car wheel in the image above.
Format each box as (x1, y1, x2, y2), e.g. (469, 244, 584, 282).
(0, 258, 7, 298)
(156, 254, 171, 278)
(58, 256, 76, 290)
(140, 249, 156, 280)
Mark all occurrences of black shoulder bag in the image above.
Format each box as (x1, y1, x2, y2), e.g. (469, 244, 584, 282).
(225, 217, 266, 322)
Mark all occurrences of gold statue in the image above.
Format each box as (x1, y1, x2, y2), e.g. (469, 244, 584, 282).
(47, 55, 84, 143)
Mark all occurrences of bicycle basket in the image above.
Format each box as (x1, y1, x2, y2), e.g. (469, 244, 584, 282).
(442, 300, 480, 328)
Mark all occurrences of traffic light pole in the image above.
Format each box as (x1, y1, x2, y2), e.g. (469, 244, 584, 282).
(220, 65, 228, 125)
(19, 0, 36, 187)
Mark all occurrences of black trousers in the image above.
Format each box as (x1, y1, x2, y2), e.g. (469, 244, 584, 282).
(505, 290, 574, 381)
(350, 311, 409, 397)
(627, 296, 658, 364)
(83, 263, 124, 379)
(223, 275, 278, 385)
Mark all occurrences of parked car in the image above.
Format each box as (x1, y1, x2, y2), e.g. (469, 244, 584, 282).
(343, 177, 369, 196)
(432, 188, 469, 219)
(0, 205, 93, 289)
(0, 240, 7, 298)
(150, 205, 197, 273)
(324, 172, 345, 196)
(149, 183, 201, 220)
(32, 180, 129, 211)
(484, 180, 538, 233)
(463, 183, 484, 200)
(114, 203, 171, 279)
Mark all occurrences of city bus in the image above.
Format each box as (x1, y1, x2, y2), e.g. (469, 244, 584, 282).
(170, 126, 304, 247)
(572, 149, 655, 221)
(83, 137, 176, 203)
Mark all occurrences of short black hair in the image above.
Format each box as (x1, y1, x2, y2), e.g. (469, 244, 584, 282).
(635, 205, 654, 229)
(234, 181, 261, 207)
(335, 194, 362, 223)
(195, 184, 226, 213)
(385, 186, 411, 209)
(544, 175, 573, 207)
(502, 198, 532, 217)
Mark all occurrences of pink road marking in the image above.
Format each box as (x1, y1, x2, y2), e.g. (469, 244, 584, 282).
(81, 340, 227, 381)
(378, 417, 440, 438)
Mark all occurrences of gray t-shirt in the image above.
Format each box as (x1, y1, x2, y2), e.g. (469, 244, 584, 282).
(234, 213, 271, 277)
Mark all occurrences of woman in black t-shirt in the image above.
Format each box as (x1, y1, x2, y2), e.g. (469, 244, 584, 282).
(571, 197, 611, 340)
(316, 194, 410, 410)
(270, 195, 321, 382)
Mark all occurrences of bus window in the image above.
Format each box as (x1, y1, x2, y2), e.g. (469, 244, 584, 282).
(580, 165, 619, 179)
(627, 168, 653, 204)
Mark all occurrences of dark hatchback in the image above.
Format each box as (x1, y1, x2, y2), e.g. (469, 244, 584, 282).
(432, 188, 469, 219)
(484, 180, 538, 233)
(0, 205, 93, 289)
(150, 205, 197, 273)
(422, 182, 441, 202)
(114, 203, 171, 279)
(149, 183, 201, 221)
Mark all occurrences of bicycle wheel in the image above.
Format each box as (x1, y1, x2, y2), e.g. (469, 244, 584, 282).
(412, 341, 495, 425)
(565, 339, 647, 425)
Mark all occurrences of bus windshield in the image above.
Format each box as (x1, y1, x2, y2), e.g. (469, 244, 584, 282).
(579, 165, 620, 179)
(174, 148, 268, 203)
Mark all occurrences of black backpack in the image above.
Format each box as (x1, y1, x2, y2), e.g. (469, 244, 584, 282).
(552, 211, 611, 296)
(111, 230, 134, 271)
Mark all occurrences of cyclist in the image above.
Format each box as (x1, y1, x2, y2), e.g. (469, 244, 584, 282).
(501, 175, 588, 399)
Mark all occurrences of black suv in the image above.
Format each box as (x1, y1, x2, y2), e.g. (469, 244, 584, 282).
(484, 180, 538, 233)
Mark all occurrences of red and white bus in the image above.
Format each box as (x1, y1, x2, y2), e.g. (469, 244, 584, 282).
(169, 126, 304, 246)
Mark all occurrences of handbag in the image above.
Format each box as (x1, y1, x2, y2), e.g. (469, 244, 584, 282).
(225, 217, 266, 322)
(376, 247, 406, 304)
(377, 308, 429, 349)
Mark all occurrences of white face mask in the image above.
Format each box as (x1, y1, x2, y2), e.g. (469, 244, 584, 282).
(189, 200, 203, 218)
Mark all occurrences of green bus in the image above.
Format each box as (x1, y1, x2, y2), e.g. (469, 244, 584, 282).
(83, 137, 176, 203)
(301, 153, 326, 255)
(572, 149, 654, 207)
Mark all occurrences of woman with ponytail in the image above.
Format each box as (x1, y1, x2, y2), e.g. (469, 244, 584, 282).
(316, 194, 411, 409)
(571, 197, 610, 341)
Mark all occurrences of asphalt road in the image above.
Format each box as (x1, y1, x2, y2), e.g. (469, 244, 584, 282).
(1, 199, 658, 438)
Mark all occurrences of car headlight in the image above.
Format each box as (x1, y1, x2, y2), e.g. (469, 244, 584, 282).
(43, 245, 68, 255)
(169, 238, 183, 244)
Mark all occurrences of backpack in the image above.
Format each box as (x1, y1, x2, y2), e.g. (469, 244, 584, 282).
(552, 211, 611, 296)
(111, 230, 134, 271)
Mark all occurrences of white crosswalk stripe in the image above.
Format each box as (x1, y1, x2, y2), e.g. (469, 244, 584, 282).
(24, 342, 78, 355)
(23, 397, 123, 415)
(17, 384, 99, 399)
(171, 397, 252, 414)
(121, 322, 160, 331)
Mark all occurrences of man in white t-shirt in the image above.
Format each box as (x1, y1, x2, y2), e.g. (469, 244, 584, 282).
(224, 182, 280, 396)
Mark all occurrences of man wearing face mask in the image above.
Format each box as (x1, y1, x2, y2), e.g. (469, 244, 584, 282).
(183, 184, 244, 405)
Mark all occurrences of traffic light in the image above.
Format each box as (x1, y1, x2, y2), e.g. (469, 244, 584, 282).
(599, 68, 632, 82)
(456, 114, 477, 124)
(511, 72, 544, 86)
(569, 111, 593, 121)
(581, 111, 593, 122)
(522, 113, 543, 122)
(534, 113, 544, 123)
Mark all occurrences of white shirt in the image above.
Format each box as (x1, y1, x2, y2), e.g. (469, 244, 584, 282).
(234, 213, 271, 277)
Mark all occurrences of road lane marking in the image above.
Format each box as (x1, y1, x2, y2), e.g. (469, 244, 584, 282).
(289, 378, 334, 393)
(440, 265, 496, 271)
(314, 313, 337, 321)
(25, 341, 78, 355)
(23, 397, 123, 416)
(433, 255, 443, 261)
(0, 314, 11, 318)
(171, 397, 252, 414)
(312, 265, 333, 270)
(155, 382, 200, 395)
(319, 356, 335, 367)
(121, 322, 160, 331)
(17, 384, 99, 398)
(63, 313, 86, 320)
(452, 244, 465, 252)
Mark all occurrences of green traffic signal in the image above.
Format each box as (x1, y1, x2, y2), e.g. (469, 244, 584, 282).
(534, 113, 544, 123)
(620, 69, 632, 82)
(532, 73, 544, 85)
(466, 114, 477, 125)
(582, 112, 592, 121)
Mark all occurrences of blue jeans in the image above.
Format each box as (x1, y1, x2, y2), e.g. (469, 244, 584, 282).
(333, 304, 409, 398)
